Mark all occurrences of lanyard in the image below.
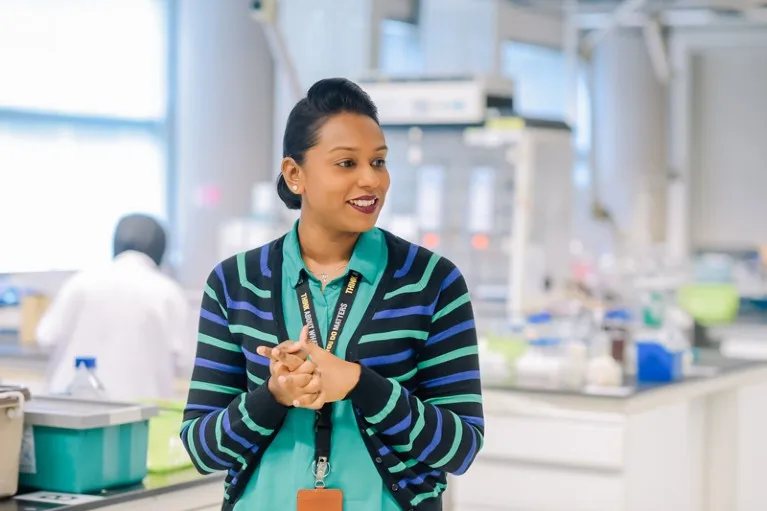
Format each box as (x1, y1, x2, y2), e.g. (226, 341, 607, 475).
(294, 269, 361, 488)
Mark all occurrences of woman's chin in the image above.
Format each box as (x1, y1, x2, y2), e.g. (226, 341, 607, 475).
(342, 216, 379, 234)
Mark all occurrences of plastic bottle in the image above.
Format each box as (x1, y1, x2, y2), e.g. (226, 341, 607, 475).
(559, 340, 587, 389)
(586, 331, 623, 387)
(515, 312, 562, 388)
(66, 357, 108, 400)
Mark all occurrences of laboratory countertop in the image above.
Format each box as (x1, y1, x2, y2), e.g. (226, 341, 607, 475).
(3, 333, 767, 413)
(0, 334, 47, 366)
(484, 348, 761, 398)
(0, 470, 225, 511)
(483, 348, 767, 415)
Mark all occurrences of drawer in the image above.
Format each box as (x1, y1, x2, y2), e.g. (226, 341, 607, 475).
(452, 460, 625, 511)
(483, 413, 626, 471)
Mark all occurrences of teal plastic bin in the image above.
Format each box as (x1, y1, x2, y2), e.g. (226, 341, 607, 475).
(18, 396, 158, 494)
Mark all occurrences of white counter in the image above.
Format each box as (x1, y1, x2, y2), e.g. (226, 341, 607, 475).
(450, 356, 767, 511)
(3, 472, 225, 511)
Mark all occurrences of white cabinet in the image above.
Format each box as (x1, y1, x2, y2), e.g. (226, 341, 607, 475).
(454, 376, 767, 511)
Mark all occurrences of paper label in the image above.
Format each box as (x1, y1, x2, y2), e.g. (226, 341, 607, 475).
(19, 425, 37, 474)
(15, 491, 104, 505)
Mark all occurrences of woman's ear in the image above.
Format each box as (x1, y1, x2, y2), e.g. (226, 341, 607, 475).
(281, 157, 302, 194)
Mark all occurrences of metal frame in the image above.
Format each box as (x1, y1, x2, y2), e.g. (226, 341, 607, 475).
(566, 0, 767, 262)
(165, 0, 180, 273)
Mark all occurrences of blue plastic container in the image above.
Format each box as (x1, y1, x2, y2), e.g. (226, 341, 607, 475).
(636, 342, 683, 383)
(18, 396, 157, 494)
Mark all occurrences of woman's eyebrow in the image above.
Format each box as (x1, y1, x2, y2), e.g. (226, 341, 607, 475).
(329, 145, 388, 152)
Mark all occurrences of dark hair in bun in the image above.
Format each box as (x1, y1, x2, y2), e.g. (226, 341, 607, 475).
(277, 78, 379, 210)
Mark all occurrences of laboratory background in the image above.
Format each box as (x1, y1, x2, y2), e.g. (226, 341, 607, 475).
(1, 0, 766, 510)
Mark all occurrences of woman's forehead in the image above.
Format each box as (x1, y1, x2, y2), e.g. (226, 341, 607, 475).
(315, 112, 386, 151)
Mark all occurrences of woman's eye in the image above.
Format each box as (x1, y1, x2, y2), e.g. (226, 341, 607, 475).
(337, 160, 355, 168)
(372, 159, 386, 168)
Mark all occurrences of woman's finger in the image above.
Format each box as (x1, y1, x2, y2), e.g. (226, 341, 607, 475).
(271, 361, 288, 377)
(303, 391, 327, 410)
(293, 359, 317, 375)
(270, 346, 286, 361)
(282, 353, 306, 372)
(280, 340, 308, 357)
(291, 392, 320, 408)
(281, 373, 312, 389)
(300, 374, 322, 394)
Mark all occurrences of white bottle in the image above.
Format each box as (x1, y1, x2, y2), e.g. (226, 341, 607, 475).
(560, 339, 588, 389)
(515, 313, 562, 388)
(586, 332, 623, 387)
(66, 357, 108, 400)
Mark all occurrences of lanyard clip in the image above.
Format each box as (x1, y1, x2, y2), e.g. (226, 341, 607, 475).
(313, 456, 330, 489)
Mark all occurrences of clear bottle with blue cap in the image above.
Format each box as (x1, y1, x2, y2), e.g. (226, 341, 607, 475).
(515, 312, 563, 388)
(66, 357, 108, 400)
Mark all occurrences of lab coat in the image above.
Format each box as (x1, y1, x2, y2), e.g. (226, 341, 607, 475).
(36, 251, 194, 402)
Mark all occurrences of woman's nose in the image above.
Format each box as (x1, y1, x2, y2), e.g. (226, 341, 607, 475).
(358, 165, 379, 188)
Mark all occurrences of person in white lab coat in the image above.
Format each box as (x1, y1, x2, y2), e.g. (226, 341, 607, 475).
(36, 214, 194, 402)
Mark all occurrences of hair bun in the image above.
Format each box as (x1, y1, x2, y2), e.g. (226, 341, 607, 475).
(306, 78, 378, 118)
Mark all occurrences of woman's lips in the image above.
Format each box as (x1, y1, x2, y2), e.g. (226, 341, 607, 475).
(347, 196, 379, 214)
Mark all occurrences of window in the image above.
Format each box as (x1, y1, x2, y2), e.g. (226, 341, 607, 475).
(502, 41, 568, 120)
(0, 0, 170, 273)
(503, 41, 593, 189)
(379, 19, 423, 76)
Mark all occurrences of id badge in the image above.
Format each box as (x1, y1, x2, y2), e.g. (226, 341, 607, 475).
(296, 488, 343, 511)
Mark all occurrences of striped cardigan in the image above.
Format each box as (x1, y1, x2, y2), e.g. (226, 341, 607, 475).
(181, 230, 485, 511)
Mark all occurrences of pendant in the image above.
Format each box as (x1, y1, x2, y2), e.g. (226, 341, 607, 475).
(320, 273, 328, 284)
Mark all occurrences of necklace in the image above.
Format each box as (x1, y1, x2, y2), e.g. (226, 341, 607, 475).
(307, 262, 348, 285)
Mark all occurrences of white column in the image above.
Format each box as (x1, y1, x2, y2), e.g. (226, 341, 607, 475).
(591, 29, 667, 255)
(175, 0, 275, 287)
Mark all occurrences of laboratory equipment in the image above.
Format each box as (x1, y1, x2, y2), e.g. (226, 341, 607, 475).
(18, 396, 157, 493)
(217, 181, 290, 260)
(586, 332, 624, 387)
(636, 341, 684, 383)
(560, 338, 589, 390)
(0, 386, 28, 498)
(146, 400, 193, 474)
(603, 308, 632, 370)
(515, 312, 562, 388)
(66, 357, 107, 400)
(359, 75, 574, 324)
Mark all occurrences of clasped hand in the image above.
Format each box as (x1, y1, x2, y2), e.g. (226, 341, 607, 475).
(256, 326, 361, 410)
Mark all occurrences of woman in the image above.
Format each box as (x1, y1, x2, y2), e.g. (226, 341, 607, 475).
(181, 78, 484, 511)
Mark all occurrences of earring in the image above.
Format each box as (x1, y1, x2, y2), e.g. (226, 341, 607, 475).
(292, 185, 298, 191)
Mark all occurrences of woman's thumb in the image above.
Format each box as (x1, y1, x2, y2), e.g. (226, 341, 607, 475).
(299, 325, 310, 344)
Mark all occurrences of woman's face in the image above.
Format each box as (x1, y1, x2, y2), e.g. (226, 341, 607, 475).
(288, 112, 390, 234)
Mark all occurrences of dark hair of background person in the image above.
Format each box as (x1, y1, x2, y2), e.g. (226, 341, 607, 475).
(113, 213, 167, 267)
(277, 77, 380, 210)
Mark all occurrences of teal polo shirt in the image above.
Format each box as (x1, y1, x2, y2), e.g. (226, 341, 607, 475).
(234, 222, 400, 511)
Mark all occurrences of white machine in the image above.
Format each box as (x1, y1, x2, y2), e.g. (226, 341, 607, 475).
(360, 76, 575, 322)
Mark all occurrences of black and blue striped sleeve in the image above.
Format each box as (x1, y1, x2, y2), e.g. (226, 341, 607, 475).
(180, 265, 287, 474)
(348, 264, 485, 474)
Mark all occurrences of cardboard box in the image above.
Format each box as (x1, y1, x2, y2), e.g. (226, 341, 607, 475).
(20, 294, 51, 344)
